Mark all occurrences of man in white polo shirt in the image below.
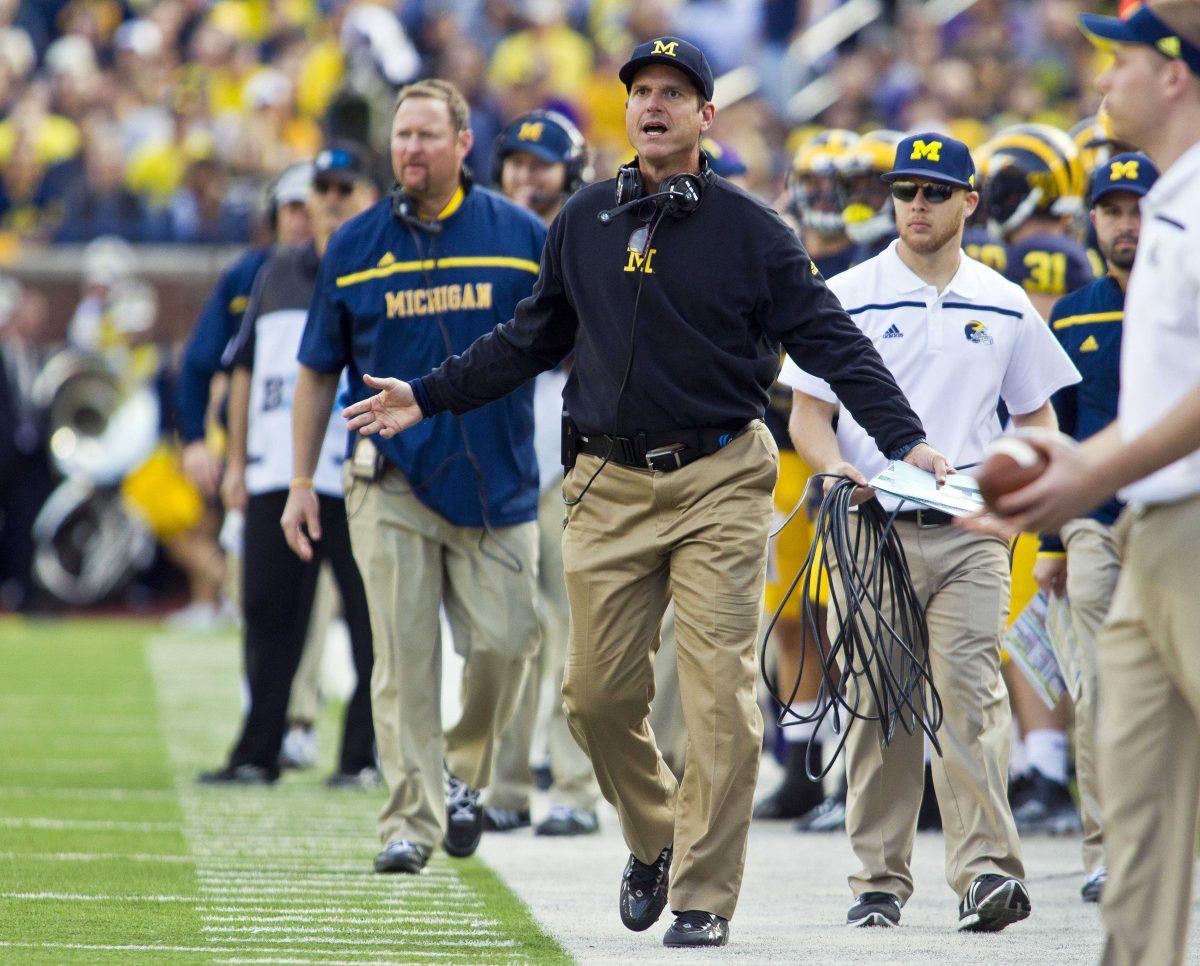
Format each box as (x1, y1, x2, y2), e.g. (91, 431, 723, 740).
(984, 3, 1200, 962)
(782, 132, 1079, 932)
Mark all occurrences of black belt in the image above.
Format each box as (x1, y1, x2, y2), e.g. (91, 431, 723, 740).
(576, 424, 750, 473)
(893, 508, 953, 528)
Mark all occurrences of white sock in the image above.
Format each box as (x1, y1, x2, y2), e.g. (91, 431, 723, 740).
(1024, 728, 1069, 785)
(781, 701, 819, 744)
(1009, 727, 1028, 778)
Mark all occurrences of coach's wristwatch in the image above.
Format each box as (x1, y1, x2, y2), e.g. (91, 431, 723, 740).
(888, 437, 927, 462)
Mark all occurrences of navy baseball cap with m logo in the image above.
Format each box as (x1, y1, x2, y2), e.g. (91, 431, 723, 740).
(882, 133, 976, 190)
(619, 37, 715, 102)
(1090, 151, 1159, 205)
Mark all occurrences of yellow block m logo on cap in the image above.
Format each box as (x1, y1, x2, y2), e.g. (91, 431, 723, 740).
(1110, 159, 1140, 181)
(909, 140, 942, 162)
(651, 39, 679, 56)
(517, 122, 544, 142)
(1157, 35, 1182, 58)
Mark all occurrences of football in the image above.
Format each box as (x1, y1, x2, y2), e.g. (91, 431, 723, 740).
(973, 436, 1048, 511)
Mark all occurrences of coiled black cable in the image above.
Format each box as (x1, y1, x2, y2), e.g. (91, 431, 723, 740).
(760, 475, 944, 780)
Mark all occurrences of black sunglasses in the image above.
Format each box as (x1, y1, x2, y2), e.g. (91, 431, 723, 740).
(314, 177, 355, 197)
(889, 181, 958, 204)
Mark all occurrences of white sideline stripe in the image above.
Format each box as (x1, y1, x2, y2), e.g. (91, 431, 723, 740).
(198, 904, 487, 915)
(0, 942, 462, 959)
(197, 886, 473, 897)
(197, 936, 517, 948)
(3, 893, 482, 911)
(202, 914, 500, 926)
(196, 869, 458, 879)
(1, 892, 195, 903)
(0, 787, 176, 801)
(203, 925, 503, 937)
(0, 852, 193, 864)
(0, 818, 178, 832)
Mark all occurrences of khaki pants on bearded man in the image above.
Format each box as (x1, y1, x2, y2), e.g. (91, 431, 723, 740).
(561, 421, 777, 921)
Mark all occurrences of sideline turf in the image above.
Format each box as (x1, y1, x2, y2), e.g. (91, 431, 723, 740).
(0, 617, 571, 964)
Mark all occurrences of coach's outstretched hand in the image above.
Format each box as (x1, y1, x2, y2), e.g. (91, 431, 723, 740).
(343, 374, 423, 438)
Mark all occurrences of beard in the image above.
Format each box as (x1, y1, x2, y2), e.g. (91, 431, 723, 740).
(1104, 235, 1138, 272)
(899, 217, 961, 255)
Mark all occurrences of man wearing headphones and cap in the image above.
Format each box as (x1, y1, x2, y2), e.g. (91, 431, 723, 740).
(483, 109, 604, 838)
(342, 38, 941, 947)
(783, 133, 1079, 932)
(1033, 150, 1158, 906)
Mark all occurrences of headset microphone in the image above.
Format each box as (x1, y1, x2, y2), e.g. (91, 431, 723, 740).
(598, 180, 701, 225)
(391, 187, 444, 235)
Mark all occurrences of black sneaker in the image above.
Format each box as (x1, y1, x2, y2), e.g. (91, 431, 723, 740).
(753, 741, 825, 820)
(1081, 865, 1106, 904)
(958, 874, 1031, 932)
(663, 910, 729, 947)
(197, 764, 277, 785)
(1008, 770, 1033, 808)
(482, 807, 531, 832)
(619, 847, 671, 932)
(374, 839, 428, 874)
(535, 805, 599, 837)
(795, 792, 846, 832)
(443, 770, 484, 858)
(1012, 770, 1081, 835)
(847, 891, 901, 927)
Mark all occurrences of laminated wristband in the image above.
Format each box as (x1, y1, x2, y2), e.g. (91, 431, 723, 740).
(290, 477, 313, 490)
(888, 437, 926, 462)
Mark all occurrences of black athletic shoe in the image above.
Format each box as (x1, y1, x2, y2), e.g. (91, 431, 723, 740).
(535, 805, 599, 837)
(958, 874, 1032, 932)
(197, 764, 277, 785)
(1081, 865, 1106, 904)
(374, 839, 428, 874)
(1012, 770, 1081, 835)
(481, 807, 531, 832)
(1008, 771, 1033, 808)
(443, 771, 484, 858)
(663, 910, 729, 947)
(753, 741, 825, 820)
(847, 891, 901, 927)
(619, 847, 671, 932)
(917, 761, 942, 831)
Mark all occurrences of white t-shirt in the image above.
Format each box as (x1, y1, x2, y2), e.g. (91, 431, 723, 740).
(779, 240, 1079, 510)
(1118, 141, 1200, 506)
(533, 366, 568, 491)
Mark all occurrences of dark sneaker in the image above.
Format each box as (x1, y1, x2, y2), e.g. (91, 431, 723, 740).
(197, 764, 277, 786)
(374, 839, 428, 874)
(1007, 770, 1033, 808)
(325, 767, 382, 790)
(443, 771, 484, 858)
(753, 741, 825, 820)
(1081, 865, 1106, 904)
(619, 847, 671, 932)
(958, 875, 1031, 932)
(535, 805, 599, 837)
(795, 793, 846, 833)
(482, 807, 531, 832)
(663, 910, 729, 947)
(1012, 770, 1081, 835)
(847, 891, 901, 927)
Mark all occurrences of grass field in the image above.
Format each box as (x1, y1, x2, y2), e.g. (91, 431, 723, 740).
(0, 617, 571, 964)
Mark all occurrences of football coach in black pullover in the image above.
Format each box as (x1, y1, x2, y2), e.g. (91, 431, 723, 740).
(344, 37, 944, 948)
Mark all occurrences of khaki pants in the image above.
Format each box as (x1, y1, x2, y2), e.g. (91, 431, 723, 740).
(488, 483, 600, 812)
(648, 605, 688, 779)
(1060, 518, 1122, 874)
(561, 422, 776, 921)
(1098, 498, 1200, 966)
(345, 465, 540, 851)
(840, 522, 1024, 902)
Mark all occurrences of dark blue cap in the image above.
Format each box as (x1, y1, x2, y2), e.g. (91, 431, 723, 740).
(619, 36, 714, 102)
(314, 143, 371, 181)
(700, 137, 747, 177)
(1090, 151, 1159, 204)
(496, 112, 582, 166)
(1080, 4, 1200, 78)
(882, 132, 976, 190)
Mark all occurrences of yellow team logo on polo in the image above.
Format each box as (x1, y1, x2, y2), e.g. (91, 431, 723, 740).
(651, 39, 679, 57)
(909, 139, 942, 162)
(518, 122, 543, 142)
(1110, 159, 1140, 181)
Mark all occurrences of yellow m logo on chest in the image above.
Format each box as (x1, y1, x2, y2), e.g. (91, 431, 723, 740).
(625, 248, 656, 274)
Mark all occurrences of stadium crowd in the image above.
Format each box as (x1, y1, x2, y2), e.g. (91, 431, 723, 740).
(5, 0, 1200, 959)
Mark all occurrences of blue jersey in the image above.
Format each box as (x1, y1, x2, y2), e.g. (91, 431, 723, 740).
(962, 226, 1007, 273)
(1004, 232, 1097, 300)
(177, 246, 271, 443)
(299, 186, 546, 528)
(1041, 275, 1124, 548)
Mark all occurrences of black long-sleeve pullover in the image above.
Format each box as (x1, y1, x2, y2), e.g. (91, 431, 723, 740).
(413, 174, 924, 456)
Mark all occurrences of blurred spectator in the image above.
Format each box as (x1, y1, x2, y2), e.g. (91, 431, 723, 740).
(56, 118, 157, 242)
(167, 157, 254, 243)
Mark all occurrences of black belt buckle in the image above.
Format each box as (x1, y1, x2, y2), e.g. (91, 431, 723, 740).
(645, 443, 685, 472)
(915, 508, 948, 528)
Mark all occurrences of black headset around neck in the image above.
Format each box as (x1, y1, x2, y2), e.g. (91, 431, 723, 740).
(598, 152, 715, 225)
(390, 167, 475, 236)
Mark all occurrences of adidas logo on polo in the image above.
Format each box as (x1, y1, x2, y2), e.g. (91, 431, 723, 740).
(883, 324, 903, 340)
